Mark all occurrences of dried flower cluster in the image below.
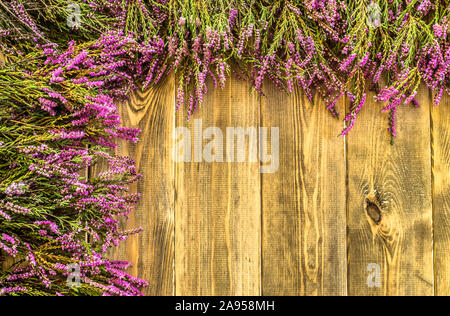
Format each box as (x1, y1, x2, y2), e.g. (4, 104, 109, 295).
(0, 32, 147, 296)
(0, 0, 449, 296)
(1, 1, 448, 134)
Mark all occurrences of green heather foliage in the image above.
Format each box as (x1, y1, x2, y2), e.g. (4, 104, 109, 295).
(0, 0, 448, 295)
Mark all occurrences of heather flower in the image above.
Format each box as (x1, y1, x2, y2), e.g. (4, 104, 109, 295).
(4, 182, 28, 197)
(0, 35, 146, 296)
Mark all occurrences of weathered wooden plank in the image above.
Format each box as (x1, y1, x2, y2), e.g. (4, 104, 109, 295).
(260, 85, 347, 296)
(347, 87, 434, 296)
(432, 92, 450, 296)
(107, 75, 175, 296)
(0, 251, 4, 271)
(174, 77, 261, 296)
(0, 254, 15, 272)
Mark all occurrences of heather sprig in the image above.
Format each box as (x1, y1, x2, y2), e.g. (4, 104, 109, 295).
(0, 41, 146, 296)
(0, 0, 117, 49)
(1, 0, 448, 134)
(110, 0, 449, 134)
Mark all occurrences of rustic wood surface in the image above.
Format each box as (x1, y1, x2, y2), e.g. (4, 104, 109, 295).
(0, 255, 15, 273)
(108, 75, 176, 296)
(432, 92, 450, 296)
(347, 86, 434, 296)
(1, 81, 448, 296)
(261, 85, 347, 296)
(174, 77, 261, 296)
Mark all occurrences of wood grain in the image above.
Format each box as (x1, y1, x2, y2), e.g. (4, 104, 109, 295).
(107, 75, 176, 296)
(174, 77, 261, 296)
(261, 85, 347, 296)
(347, 86, 434, 296)
(0, 254, 15, 272)
(432, 92, 450, 296)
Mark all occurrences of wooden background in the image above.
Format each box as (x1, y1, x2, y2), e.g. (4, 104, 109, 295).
(3, 75, 447, 296)
(102, 76, 449, 296)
